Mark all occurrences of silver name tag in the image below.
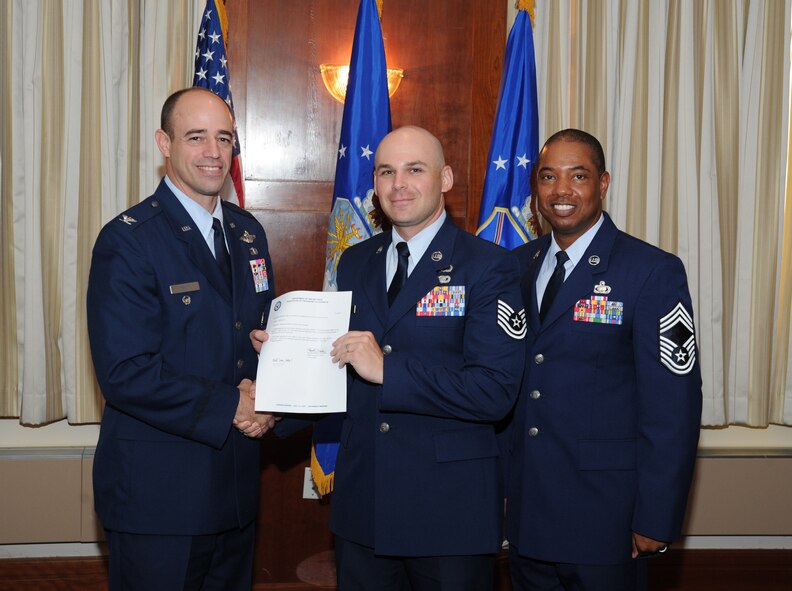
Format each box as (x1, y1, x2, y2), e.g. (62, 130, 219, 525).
(169, 281, 200, 294)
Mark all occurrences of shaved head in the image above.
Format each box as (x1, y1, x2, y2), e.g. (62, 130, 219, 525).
(376, 126, 446, 169)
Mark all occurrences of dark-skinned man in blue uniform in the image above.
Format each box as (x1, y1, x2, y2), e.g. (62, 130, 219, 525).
(507, 129, 702, 591)
(87, 87, 275, 591)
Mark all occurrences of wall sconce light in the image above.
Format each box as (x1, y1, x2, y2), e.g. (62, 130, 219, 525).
(320, 64, 404, 104)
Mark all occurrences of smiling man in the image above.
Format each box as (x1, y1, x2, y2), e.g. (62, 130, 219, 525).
(327, 126, 526, 590)
(87, 87, 275, 590)
(506, 129, 702, 591)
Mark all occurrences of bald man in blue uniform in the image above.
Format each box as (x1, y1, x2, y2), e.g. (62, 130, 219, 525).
(327, 126, 526, 590)
(506, 129, 702, 591)
(87, 88, 275, 590)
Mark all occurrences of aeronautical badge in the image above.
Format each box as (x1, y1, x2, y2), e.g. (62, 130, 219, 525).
(659, 302, 696, 375)
(119, 214, 137, 225)
(249, 258, 269, 293)
(497, 300, 526, 340)
(240, 230, 255, 243)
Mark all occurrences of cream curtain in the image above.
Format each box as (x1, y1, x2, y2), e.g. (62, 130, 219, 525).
(0, 0, 201, 424)
(532, 0, 791, 426)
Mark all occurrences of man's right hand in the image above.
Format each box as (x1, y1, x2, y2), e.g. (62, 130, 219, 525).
(234, 378, 275, 438)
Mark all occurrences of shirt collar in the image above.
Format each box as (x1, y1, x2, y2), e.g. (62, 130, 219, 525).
(391, 210, 447, 265)
(165, 175, 223, 247)
(548, 213, 604, 267)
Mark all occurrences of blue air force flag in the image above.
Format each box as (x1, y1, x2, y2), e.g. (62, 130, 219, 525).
(322, 0, 392, 291)
(314, 0, 392, 497)
(476, 7, 540, 248)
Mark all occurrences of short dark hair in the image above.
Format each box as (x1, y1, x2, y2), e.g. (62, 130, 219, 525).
(541, 128, 606, 175)
(160, 87, 233, 138)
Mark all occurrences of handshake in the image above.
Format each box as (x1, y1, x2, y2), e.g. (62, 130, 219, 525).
(233, 377, 277, 439)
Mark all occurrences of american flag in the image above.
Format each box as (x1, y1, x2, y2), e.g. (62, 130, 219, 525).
(193, 0, 245, 208)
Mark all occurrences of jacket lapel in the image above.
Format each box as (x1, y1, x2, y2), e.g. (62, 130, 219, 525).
(522, 236, 550, 335)
(386, 218, 457, 332)
(360, 234, 390, 332)
(540, 213, 618, 330)
(156, 184, 232, 304)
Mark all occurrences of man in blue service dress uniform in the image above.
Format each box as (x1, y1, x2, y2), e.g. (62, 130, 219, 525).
(327, 126, 526, 591)
(507, 129, 702, 591)
(87, 88, 276, 591)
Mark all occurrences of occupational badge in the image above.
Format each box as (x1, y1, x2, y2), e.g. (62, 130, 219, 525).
(593, 281, 611, 294)
(659, 302, 697, 375)
(416, 286, 465, 317)
(497, 300, 526, 340)
(249, 258, 269, 293)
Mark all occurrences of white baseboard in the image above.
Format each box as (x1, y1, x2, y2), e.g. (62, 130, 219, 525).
(0, 542, 106, 559)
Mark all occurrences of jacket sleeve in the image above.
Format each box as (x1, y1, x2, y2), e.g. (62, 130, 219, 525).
(631, 255, 702, 541)
(379, 251, 526, 422)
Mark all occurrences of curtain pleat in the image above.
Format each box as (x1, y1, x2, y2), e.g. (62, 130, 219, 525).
(533, 0, 791, 426)
(1, 0, 199, 425)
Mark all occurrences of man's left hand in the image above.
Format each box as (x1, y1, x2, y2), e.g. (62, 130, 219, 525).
(331, 331, 384, 384)
(632, 531, 669, 558)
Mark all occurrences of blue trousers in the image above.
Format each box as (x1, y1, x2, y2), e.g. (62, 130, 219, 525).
(105, 523, 255, 591)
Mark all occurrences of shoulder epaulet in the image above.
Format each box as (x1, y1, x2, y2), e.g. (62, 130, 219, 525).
(222, 200, 256, 220)
(111, 195, 163, 229)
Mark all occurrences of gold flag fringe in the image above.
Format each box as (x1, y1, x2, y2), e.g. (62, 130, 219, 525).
(310, 444, 335, 497)
(517, 0, 536, 27)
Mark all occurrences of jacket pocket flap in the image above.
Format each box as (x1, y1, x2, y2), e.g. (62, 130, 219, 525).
(434, 425, 499, 463)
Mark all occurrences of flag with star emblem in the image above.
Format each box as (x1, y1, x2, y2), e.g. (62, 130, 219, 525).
(313, 0, 392, 497)
(193, 0, 244, 207)
(476, 2, 540, 248)
(322, 0, 392, 291)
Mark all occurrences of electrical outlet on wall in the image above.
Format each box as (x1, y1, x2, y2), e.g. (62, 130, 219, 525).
(302, 466, 320, 499)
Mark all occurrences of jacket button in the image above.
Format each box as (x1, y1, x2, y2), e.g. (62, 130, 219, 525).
(530, 390, 541, 399)
(382, 344, 392, 355)
(236, 359, 245, 369)
(534, 353, 544, 364)
(528, 427, 539, 437)
(379, 422, 390, 433)
(234, 320, 243, 330)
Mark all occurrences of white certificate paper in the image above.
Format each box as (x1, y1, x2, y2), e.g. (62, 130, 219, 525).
(255, 290, 351, 413)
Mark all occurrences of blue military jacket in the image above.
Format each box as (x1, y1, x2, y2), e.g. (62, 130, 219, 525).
(330, 217, 526, 556)
(507, 213, 702, 564)
(87, 180, 274, 535)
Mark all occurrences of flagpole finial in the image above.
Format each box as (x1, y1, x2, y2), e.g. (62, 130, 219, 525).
(517, 0, 535, 27)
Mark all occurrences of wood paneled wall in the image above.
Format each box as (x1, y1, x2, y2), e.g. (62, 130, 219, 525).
(225, 0, 506, 584)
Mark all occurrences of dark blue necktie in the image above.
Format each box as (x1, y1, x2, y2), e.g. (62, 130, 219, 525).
(212, 218, 232, 288)
(539, 250, 569, 322)
(388, 242, 410, 306)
